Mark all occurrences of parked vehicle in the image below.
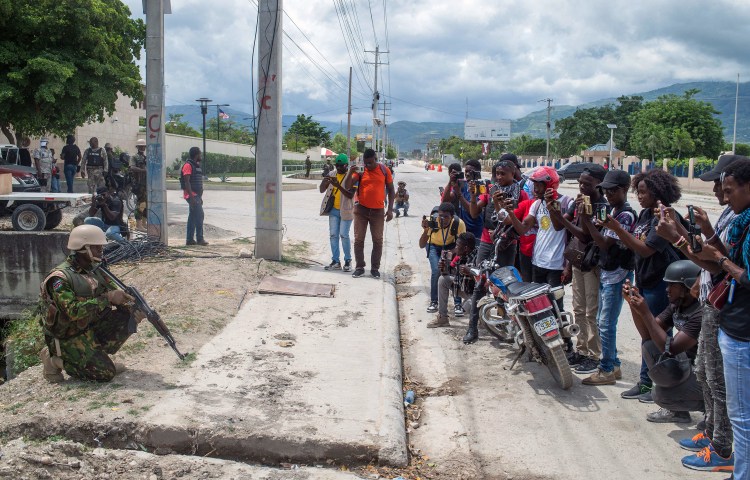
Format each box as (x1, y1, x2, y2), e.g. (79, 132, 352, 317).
(0, 191, 89, 231)
(475, 263, 579, 389)
(557, 161, 598, 182)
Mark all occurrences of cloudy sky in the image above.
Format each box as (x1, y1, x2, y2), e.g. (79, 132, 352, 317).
(123, 0, 749, 125)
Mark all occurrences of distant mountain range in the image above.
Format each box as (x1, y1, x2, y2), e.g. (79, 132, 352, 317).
(167, 81, 749, 152)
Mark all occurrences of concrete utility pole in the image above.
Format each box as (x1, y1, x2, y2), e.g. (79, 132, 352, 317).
(347, 67, 352, 160)
(144, 0, 171, 244)
(255, 0, 283, 260)
(733, 73, 740, 153)
(539, 98, 553, 162)
(366, 46, 388, 155)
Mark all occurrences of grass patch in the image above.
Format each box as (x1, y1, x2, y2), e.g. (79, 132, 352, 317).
(232, 237, 254, 244)
(175, 352, 197, 368)
(4, 307, 45, 376)
(280, 240, 311, 267)
(87, 400, 119, 411)
(119, 340, 147, 354)
(5, 402, 25, 413)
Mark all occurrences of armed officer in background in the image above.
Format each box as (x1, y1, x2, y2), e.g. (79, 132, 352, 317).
(39, 225, 143, 383)
(130, 139, 148, 229)
(81, 137, 108, 194)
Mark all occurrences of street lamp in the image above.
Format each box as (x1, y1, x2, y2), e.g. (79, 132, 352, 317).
(196, 97, 212, 171)
(607, 123, 617, 170)
(213, 103, 230, 141)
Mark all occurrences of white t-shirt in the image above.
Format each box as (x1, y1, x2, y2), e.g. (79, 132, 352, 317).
(529, 197, 570, 271)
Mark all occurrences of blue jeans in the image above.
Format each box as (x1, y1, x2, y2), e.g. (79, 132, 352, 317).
(720, 329, 750, 479)
(427, 244, 444, 304)
(328, 208, 352, 263)
(64, 164, 77, 193)
(639, 280, 669, 386)
(598, 272, 633, 372)
(50, 175, 60, 193)
(186, 196, 205, 243)
(84, 217, 125, 243)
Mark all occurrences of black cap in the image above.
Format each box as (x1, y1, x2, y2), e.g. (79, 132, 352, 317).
(499, 153, 519, 167)
(699, 154, 749, 182)
(598, 169, 631, 190)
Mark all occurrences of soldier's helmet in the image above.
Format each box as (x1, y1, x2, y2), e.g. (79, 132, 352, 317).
(67, 225, 108, 251)
(136, 139, 146, 147)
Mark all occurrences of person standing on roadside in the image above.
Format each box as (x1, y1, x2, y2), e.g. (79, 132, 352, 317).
(347, 148, 395, 279)
(305, 155, 312, 178)
(394, 181, 410, 217)
(320, 153, 355, 271)
(129, 139, 148, 229)
(60, 135, 82, 193)
(33, 138, 55, 192)
(182, 147, 208, 246)
(82, 137, 108, 194)
(548, 164, 607, 375)
(18, 137, 32, 167)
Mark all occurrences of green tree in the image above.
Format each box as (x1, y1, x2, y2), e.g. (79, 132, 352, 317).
(206, 118, 254, 144)
(671, 127, 695, 160)
(284, 114, 331, 152)
(330, 132, 352, 154)
(0, 0, 145, 144)
(629, 91, 724, 160)
(165, 114, 200, 137)
(508, 134, 547, 155)
(386, 144, 397, 160)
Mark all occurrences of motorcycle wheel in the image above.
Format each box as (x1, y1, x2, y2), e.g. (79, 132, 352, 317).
(479, 303, 514, 342)
(536, 338, 573, 390)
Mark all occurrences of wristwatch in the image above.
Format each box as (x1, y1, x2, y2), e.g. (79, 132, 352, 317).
(718, 256, 729, 268)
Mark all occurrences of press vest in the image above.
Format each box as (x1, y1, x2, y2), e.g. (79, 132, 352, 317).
(185, 160, 203, 195)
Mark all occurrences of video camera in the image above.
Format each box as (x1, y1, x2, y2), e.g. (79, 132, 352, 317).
(423, 213, 440, 230)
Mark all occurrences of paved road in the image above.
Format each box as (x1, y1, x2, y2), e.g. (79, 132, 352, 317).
(391, 163, 717, 480)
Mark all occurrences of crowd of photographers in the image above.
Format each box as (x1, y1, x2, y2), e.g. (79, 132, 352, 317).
(420, 152, 750, 478)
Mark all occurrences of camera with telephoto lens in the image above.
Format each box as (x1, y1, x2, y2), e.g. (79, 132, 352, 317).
(687, 205, 702, 253)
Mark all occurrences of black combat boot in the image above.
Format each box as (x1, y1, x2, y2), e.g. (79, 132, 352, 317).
(463, 326, 478, 344)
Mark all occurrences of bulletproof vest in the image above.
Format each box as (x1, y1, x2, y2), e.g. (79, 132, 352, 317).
(86, 148, 105, 167)
(186, 160, 204, 195)
(40, 259, 110, 339)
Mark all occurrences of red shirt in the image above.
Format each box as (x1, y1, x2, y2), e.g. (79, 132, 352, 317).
(514, 198, 537, 257)
(353, 164, 393, 209)
(182, 162, 196, 199)
(480, 190, 529, 244)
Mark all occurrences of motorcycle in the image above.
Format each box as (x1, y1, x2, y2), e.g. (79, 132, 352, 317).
(472, 262, 579, 390)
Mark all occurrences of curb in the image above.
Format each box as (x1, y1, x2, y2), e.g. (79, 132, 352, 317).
(377, 221, 409, 466)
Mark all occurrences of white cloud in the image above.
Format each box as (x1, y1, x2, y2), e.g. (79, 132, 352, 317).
(123, 0, 750, 125)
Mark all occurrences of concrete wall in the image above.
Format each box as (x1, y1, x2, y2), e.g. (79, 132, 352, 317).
(0, 232, 69, 319)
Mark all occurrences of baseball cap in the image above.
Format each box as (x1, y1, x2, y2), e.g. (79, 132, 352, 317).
(499, 153, 519, 167)
(699, 154, 748, 182)
(335, 153, 349, 165)
(598, 169, 631, 190)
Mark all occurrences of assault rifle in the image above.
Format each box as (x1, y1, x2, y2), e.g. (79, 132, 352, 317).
(95, 261, 186, 360)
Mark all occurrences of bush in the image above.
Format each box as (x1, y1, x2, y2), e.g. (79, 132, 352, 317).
(175, 153, 314, 175)
(667, 156, 716, 178)
(4, 307, 45, 377)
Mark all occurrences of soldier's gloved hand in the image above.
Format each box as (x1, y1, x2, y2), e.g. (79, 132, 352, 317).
(105, 290, 134, 306)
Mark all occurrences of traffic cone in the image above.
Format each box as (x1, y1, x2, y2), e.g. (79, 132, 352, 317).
(438, 164, 443, 172)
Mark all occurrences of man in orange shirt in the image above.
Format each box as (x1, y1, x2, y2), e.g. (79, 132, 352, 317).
(348, 148, 395, 278)
(181, 147, 208, 246)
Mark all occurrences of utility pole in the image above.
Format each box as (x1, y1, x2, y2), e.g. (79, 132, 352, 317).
(733, 73, 740, 153)
(255, 0, 283, 260)
(382, 100, 390, 161)
(347, 67, 352, 160)
(144, 0, 171, 244)
(539, 98, 553, 162)
(366, 46, 388, 155)
(196, 98, 212, 172)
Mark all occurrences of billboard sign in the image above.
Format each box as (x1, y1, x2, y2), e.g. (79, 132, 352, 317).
(464, 119, 511, 141)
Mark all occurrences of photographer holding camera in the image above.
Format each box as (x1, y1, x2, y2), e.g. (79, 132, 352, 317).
(429, 232, 477, 328)
(419, 202, 466, 314)
(441, 160, 485, 240)
(83, 185, 126, 243)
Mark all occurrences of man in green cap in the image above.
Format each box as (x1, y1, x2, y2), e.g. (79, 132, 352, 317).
(319, 153, 356, 271)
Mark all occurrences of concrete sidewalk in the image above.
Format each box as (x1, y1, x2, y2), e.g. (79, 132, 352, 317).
(141, 190, 407, 466)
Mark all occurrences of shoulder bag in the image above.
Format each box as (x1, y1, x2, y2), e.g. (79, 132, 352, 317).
(648, 336, 692, 388)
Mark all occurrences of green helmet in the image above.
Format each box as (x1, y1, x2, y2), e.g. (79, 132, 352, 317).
(335, 153, 349, 165)
(664, 260, 701, 288)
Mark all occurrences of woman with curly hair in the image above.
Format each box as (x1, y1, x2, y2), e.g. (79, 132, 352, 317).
(603, 168, 685, 405)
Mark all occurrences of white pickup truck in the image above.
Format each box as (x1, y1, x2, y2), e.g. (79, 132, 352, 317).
(0, 192, 90, 231)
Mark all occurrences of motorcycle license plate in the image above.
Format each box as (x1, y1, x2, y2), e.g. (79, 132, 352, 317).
(533, 316, 558, 336)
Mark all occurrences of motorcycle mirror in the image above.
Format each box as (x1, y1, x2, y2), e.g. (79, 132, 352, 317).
(550, 286, 565, 301)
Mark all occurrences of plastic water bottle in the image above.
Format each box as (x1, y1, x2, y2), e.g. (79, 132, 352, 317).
(404, 390, 415, 405)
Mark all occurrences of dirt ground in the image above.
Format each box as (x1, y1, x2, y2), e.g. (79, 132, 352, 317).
(0, 217, 327, 477)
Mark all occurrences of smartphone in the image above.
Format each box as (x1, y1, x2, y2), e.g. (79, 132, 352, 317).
(596, 204, 608, 222)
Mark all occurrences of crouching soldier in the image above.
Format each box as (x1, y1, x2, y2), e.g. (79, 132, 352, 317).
(39, 224, 143, 383)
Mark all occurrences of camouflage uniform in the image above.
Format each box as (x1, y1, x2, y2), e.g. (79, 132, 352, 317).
(130, 152, 148, 221)
(39, 256, 133, 382)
